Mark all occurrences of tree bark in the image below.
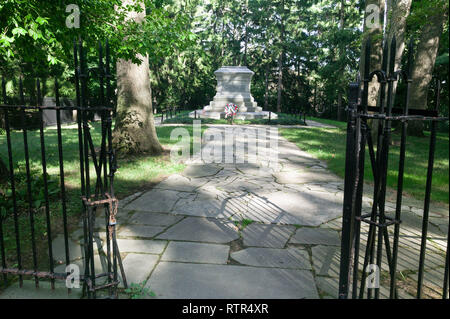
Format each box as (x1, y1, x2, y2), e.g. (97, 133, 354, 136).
(112, 1, 163, 155)
(360, 0, 385, 141)
(407, 9, 446, 136)
(386, 0, 412, 96)
(360, 0, 385, 106)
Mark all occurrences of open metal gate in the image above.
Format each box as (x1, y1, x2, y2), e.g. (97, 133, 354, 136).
(0, 39, 126, 298)
(338, 36, 449, 299)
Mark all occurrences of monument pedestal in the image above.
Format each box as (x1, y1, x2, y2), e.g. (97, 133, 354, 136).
(189, 66, 277, 120)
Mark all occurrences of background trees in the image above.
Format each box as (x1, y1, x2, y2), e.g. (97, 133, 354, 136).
(0, 0, 448, 155)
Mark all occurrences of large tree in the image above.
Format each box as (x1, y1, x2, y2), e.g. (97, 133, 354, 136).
(0, 0, 190, 157)
(112, 0, 162, 155)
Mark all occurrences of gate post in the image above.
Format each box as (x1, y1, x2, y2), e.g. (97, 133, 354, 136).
(338, 81, 360, 298)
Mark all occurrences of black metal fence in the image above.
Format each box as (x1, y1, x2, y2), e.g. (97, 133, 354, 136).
(338, 37, 449, 299)
(0, 39, 125, 298)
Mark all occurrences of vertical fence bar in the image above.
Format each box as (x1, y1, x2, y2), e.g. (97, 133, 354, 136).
(37, 78, 55, 289)
(74, 39, 89, 298)
(444, 212, 449, 299)
(54, 78, 70, 292)
(19, 77, 39, 287)
(373, 41, 390, 300)
(338, 82, 360, 298)
(390, 41, 414, 299)
(358, 39, 380, 299)
(352, 45, 373, 298)
(416, 79, 439, 298)
(374, 37, 397, 299)
(105, 39, 114, 294)
(0, 79, 8, 285)
(99, 41, 108, 194)
(99, 40, 113, 296)
(74, 40, 85, 196)
(79, 39, 95, 298)
(2, 78, 23, 286)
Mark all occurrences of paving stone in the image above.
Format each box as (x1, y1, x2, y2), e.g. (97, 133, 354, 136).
(182, 164, 222, 178)
(156, 217, 239, 243)
(244, 190, 342, 226)
(311, 246, 341, 278)
(0, 280, 82, 299)
(146, 262, 318, 299)
(305, 184, 340, 194)
(319, 217, 343, 231)
(315, 276, 414, 299)
(124, 189, 180, 213)
(54, 254, 108, 275)
(235, 163, 272, 176)
(121, 253, 159, 286)
(52, 234, 85, 263)
(77, 214, 109, 230)
(285, 155, 319, 165)
(118, 225, 166, 238)
(217, 177, 263, 193)
(231, 247, 311, 269)
(70, 229, 85, 241)
(129, 212, 183, 226)
(274, 170, 340, 184)
(290, 228, 340, 246)
(118, 191, 143, 208)
(153, 174, 200, 192)
(172, 193, 246, 219)
(242, 224, 296, 248)
(161, 242, 229, 264)
(407, 267, 447, 298)
(115, 239, 167, 254)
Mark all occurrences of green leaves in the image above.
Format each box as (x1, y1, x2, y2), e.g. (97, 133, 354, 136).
(11, 27, 26, 36)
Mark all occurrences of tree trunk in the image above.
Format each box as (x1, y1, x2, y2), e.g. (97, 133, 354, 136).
(276, 53, 283, 113)
(360, 0, 385, 141)
(360, 0, 385, 106)
(112, 1, 163, 155)
(407, 9, 446, 136)
(386, 0, 412, 96)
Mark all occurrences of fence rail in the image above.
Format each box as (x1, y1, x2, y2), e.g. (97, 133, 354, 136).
(0, 39, 125, 299)
(339, 36, 449, 299)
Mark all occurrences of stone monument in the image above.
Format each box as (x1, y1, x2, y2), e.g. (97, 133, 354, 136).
(189, 66, 276, 120)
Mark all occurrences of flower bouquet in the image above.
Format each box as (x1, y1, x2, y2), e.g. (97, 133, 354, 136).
(224, 103, 238, 124)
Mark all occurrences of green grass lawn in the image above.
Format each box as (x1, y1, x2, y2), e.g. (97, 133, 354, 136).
(281, 117, 449, 205)
(0, 121, 200, 272)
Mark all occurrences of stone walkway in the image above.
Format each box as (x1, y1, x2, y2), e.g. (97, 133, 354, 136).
(1, 123, 448, 299)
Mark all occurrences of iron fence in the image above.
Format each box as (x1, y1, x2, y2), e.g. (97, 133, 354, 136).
(338, 36, 449, 299)
(0, 39, 126, 298)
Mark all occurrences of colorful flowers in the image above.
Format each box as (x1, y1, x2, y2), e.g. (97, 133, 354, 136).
(224, 103, 238, 118)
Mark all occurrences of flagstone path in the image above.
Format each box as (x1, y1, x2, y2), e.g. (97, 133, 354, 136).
(1, 123, 448, 299)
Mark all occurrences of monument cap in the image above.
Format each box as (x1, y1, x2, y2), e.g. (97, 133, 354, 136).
(214, 66, 254, 75)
